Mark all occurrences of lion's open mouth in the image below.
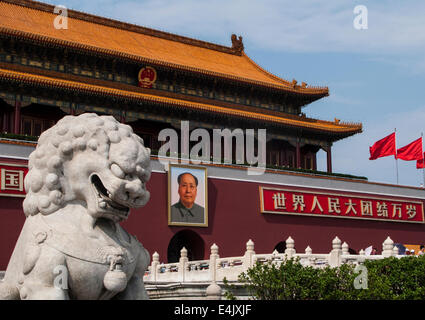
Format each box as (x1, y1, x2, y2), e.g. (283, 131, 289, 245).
(91, 174, 130, 219)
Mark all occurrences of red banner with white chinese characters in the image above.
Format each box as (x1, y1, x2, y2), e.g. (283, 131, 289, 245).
(260, 186, 424, 223)
(0, 163, 28, 197)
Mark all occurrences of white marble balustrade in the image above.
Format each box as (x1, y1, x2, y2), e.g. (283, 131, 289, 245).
(144, 236, 405, 284)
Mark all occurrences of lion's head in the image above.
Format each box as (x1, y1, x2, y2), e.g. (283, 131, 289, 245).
(23, 113, 151, 222)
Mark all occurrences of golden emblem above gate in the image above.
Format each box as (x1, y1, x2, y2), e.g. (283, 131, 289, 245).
(138, 66, 157, 88)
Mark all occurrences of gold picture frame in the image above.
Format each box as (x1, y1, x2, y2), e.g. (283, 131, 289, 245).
(168, 163, 208, 227)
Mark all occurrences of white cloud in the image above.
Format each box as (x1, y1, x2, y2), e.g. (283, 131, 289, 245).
(44, 0, 425, 74)
(47, 0, 425, 54)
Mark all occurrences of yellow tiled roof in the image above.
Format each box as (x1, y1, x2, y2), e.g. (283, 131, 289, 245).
(0, 66, 361, 134)
(0, 0, 328, 96)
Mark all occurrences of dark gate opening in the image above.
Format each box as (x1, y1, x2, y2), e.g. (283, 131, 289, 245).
(274, 241, 286, 253)
(167, 229, 205, 263)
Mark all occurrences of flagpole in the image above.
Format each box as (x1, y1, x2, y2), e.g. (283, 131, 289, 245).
(422, 132, 424, 188)
(395, 128, 399, 185)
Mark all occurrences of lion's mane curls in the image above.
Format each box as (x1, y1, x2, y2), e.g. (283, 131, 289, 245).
(23, 113, 148, 217)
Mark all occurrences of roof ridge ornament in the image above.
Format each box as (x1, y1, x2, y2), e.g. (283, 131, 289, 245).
(231, 34, 244, 55)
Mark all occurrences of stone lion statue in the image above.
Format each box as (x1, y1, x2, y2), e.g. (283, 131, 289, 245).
(0, 113, 152, 300)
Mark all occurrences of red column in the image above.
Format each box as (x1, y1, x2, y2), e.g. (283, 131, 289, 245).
(2, 112, 8, 132)
(13, 99, 21, 134)
(326, 146, 332, 173)
(296, 140, 301, 168)
(120, 111, 126, 123)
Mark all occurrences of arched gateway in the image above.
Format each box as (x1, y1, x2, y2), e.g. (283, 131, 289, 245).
(167, 230, 205, 263)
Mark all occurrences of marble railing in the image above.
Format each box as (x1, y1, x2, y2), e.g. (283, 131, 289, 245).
(143, 236, 403, 284)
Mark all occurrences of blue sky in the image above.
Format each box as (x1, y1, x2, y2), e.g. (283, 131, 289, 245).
(45, 0, 425, 187)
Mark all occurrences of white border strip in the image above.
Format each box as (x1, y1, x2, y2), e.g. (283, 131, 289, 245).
(0, 155, 29, 160)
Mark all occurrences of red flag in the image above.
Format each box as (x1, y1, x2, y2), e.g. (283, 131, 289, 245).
(417, 153, 425, 169)
(369, 132, 396, 160)
(397, 137, 423, 161)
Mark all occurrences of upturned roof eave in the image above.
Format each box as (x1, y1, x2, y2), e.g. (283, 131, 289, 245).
(0, 25, 329, 98)
(0, 66, 360, 135)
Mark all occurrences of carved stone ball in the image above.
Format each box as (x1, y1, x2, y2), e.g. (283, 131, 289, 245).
(205, 283, 222, 300)
(103, 269, 128, 293)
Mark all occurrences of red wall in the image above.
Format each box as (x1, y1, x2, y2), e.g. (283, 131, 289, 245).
(1, 171, 425, 269)
(0, 197, 26, 269)
(123, 172, 425, 263)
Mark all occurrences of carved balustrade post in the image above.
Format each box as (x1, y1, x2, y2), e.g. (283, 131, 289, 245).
(392, 246, 399, 257)
(329, 236, 342, 267)
(357, 249, 366, 264)
(342, 242, 349, 256)
(151, 251, 159, 281)
(382, 237, 394, 258)
(284, 236, 296, 259)
(209, 243, 219, 283)
(206, 243, 222, 300)
(243, 239, 255, 271)
(179, 247, 188, 282)
(304, 246, 312, 267)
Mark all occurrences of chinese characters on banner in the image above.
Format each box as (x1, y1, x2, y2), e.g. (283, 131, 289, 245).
(0, 163, 28, 197)
(260, 187, 424, 223)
